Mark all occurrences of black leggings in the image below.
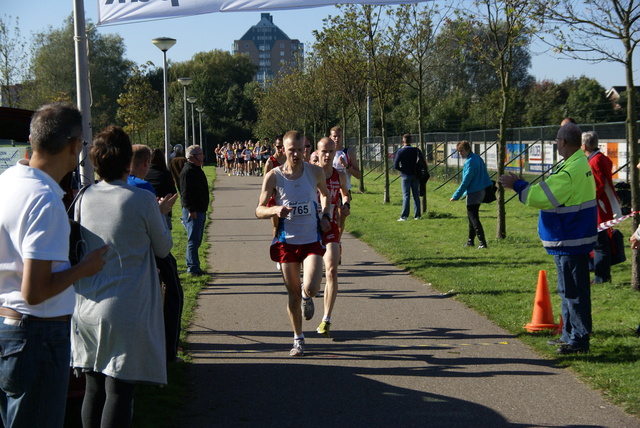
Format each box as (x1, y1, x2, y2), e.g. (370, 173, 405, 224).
(467, 204, 486, 243)
(82, 371, 136, 428)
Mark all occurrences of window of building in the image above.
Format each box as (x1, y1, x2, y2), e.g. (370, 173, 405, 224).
(280, 43, 284, 48)
(280, 51, 284, 56)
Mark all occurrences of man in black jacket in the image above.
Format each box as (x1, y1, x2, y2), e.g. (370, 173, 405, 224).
(180, 145, 210, 275)
(393, 134, 425, 221)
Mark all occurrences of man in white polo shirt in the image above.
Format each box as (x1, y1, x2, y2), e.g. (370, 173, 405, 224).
(0, 103, 107, 427)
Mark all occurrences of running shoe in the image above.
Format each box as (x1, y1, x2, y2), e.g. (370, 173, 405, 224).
(290, 339, 305, 356)
(317, 321, 331, 337)
(302, 296, 315, 320)
(546, 338, 567, 346)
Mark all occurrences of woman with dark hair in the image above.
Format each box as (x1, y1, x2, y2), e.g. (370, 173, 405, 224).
(146, 148, 177, 198)
(71, 126, 172, 427)
(450, 140, 492, 249)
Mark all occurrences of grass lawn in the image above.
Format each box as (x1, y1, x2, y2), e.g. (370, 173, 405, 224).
(346, 171, 640, 418)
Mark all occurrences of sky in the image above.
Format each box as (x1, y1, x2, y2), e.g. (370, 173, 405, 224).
(3, 1, 633, 90)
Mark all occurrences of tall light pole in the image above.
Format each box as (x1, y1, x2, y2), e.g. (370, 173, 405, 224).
(196, 107, 204, 150)
(177, 77, 192, 146)
(152, 37, 176, 165)
(187, 96, 197, 147)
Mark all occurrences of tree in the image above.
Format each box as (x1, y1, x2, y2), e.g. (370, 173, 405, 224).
(541, 0, 640, 288)
(314, 10, 370, 193)
(561, 76, 611, 123)
(117, 63, 162, 145)
(23, 16, 131, 131)
(0, 15, 28, 108)
(348, 4, 405, 203)
(522, 80, 565, 126)
(454, 1, 539, 239)
(169, 50, 258, 154)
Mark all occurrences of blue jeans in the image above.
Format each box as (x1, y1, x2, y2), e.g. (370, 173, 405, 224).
(554, 254, 592, 349)
(400, 175, 420, 219)
(182, 208, 206, 273)
(593, 230, 611, 283)
(0, 316, 71, 427)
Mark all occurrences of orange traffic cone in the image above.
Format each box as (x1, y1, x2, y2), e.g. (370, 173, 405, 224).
(524, 270, 559, 332)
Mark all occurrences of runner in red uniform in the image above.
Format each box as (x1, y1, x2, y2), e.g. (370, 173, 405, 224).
(315, 137, 350, 338)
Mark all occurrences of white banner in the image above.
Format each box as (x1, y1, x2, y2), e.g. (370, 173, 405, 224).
(98, 0, 415, 26)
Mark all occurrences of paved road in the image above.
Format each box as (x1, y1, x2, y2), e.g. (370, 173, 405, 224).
(181, 171, 640, 428)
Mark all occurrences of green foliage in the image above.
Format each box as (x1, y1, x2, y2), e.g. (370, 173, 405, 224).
(347, 173, 640, 417)
(117, 63, 162, 145)
(522, 80, 566, 126)
(0, 15, 28, 108)
(22, 16, 131, 131)
(168, 50, 257, 152)
(561, 76, 612, 123)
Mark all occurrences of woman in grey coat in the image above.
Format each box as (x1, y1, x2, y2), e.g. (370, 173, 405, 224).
(72, 126, 173, 427)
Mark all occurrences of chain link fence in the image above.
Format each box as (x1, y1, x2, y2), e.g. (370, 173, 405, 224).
(348, 121, 632, 181)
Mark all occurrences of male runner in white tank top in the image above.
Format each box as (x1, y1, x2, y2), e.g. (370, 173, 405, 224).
(256, 131, 331, 357)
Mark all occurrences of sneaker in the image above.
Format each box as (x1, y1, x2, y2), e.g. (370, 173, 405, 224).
(290, 339, 305, 356)
(556, 344, 589, 354)
(477, 242, 488, 249)
(302, 296, 315, 320)
(397, 217, 407, 222)
(414, 216, 421, 220)
(317, 321, 331, 337)
(463, 240, 475, 247)
(546, 338, 567, 346)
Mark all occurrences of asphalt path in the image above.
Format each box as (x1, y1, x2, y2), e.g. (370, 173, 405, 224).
(181, 170, 640, 428)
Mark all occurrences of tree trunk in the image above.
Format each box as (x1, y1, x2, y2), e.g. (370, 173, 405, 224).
(417, 77, 427, 214)
(381, 109, 390, 203)
(625, 51, 640, 290)
(355, 108, 365, 193)
(496, 77, 509, 239)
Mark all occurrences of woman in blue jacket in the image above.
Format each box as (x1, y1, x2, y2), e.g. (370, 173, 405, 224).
(450, 141, 493, 249)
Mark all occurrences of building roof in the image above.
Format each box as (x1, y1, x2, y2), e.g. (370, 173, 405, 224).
(239, 13, 291, 41)
(606, 86, 640, 100)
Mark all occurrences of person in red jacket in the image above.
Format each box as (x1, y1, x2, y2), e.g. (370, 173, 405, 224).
(582, 131, 622, 283)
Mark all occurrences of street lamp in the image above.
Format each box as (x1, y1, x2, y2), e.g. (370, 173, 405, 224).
(187, 96, 197, 147)
(196, 106, 204, 151)
(177, 77, 192, 146)
(152, 37, 176, 165)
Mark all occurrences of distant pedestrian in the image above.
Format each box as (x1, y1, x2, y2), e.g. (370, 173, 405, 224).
(170, 143, 183, 161)
(180, 145, 210, 276)
(393, 134, 425, 221)
(450, 141, 492, 249)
